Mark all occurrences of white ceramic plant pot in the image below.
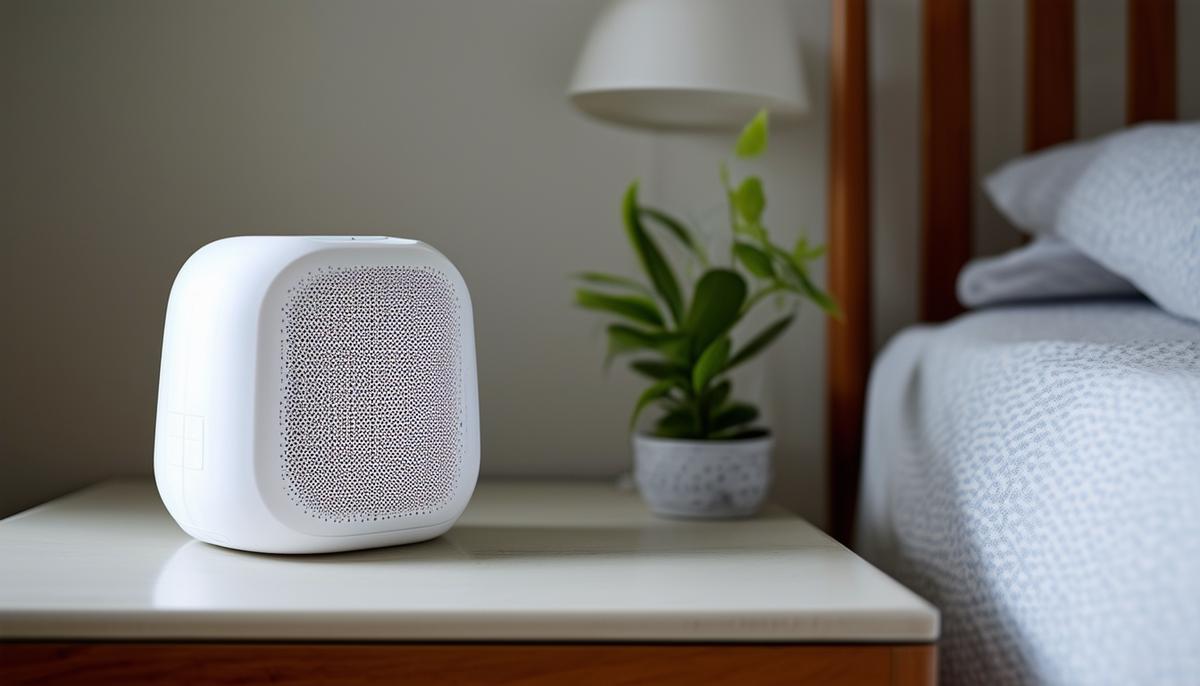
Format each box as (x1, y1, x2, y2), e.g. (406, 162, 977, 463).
(632, 433, 773, 519)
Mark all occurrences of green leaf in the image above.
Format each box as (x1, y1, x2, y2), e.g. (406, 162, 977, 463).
(733, 242, 775, 278)
(711, 402, 759, 433)
(606, 325, 682, 361)
(699, 378, 733, 437)
(735, 109, 769, 158)
(727, 315, 794, 370)
(623, 182, 684, 325)
(573, 272, 652, 297)
(606, 325, 651, 364)
(765, 244, 841, 318)
(631, 380, 675, 429)
(576, 289, 663, 327)
(692, 337, 731, 393)
(768, 243, 810, 288)
(804, 244, 827, 259)
(630, 359, 688, 382)
(736, 220, 768, 242)
(792, 235, 826, 261)
(706, 379, 732, 412)
(641, 207, 708, 265)
(795, 271, 842, 319)
(657, 335, 692, 365)
(735, 177, 765, 223)
(792, 234, 809, 255)
(655, 406, 695, 437)
(611, 330, 691, 366)
(684, 269, 747, 357)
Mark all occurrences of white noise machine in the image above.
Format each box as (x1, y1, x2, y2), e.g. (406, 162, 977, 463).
(155, 236, 480, 553)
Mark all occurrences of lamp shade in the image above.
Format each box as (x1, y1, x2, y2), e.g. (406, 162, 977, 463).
(568, 0, 808, 129)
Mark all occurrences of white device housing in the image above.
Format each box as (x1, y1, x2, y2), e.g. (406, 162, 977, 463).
(154, 236, 480, 554)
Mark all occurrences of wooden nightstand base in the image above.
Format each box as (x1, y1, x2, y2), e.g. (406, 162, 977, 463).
(2, 642, 935, 685)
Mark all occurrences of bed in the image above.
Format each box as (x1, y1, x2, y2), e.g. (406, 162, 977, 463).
(823, 1, 1193, 684)
(856, 301, 1200, 684)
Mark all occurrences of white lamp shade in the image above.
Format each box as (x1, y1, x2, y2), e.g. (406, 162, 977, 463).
(569, 0, 809, 129)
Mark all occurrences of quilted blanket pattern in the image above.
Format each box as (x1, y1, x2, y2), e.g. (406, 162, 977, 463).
(858, 302, 1200, 685)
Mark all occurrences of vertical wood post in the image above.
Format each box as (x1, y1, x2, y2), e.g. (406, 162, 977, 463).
(1026, 0, 1076, 151)
(1127, 0, 1177, 123)
(827, 0, 870, 544)
(920, 0, 971, 323)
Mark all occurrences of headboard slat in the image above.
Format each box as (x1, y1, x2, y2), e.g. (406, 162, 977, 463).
(920, 0, 972, 323)
(1127, 0, 1177, 123)
(1027, 0, 1077, 150)
(826, 0, 871, 544)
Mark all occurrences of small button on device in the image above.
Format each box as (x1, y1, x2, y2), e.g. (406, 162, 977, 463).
(183, 415, 204, 470)
(184, 415, 204, 440)
(165, 412, 185, 466)
(167, 412, 185, 439)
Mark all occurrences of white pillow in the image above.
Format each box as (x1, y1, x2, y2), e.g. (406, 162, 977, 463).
(984, 137, 1105, 235)
(957, 236, 1139, 308)
(1058, 122, 1200, 324)
(975, 132, 1129, 307)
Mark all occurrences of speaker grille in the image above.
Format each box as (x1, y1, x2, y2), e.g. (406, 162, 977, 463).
(279, 265, 464, 524)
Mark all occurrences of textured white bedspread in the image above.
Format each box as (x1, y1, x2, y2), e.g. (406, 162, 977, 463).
(857, 301, 1200, 686)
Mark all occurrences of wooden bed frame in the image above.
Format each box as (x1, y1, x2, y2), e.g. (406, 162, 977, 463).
(826, 0, 1179, 543)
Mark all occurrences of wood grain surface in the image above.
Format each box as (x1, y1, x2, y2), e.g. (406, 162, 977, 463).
(0, 642, 937, 686)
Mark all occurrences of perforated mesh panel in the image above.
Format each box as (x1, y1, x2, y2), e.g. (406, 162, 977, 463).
(279, 265, 464, 524)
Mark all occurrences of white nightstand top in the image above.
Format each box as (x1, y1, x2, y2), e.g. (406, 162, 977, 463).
(0, 479, 937, 643)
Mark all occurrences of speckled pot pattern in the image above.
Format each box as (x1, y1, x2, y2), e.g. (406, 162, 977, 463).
(632, 434, 772, 519)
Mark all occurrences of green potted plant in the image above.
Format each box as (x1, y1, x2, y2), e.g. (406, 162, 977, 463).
(574, 110, 838, 518)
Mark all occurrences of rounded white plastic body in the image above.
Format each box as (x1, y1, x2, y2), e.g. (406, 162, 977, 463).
(154, 236, 480, 554)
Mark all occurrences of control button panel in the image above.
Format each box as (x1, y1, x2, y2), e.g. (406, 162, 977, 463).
(165, 411, 204, 470)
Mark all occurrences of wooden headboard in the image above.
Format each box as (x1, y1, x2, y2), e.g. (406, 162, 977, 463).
(825, 0, 1179, 543)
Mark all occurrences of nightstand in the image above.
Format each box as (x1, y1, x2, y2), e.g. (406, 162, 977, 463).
(0, 479, 938, 685)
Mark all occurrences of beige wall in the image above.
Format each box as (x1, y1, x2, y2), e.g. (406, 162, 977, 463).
(2, 1, 1196, 524)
